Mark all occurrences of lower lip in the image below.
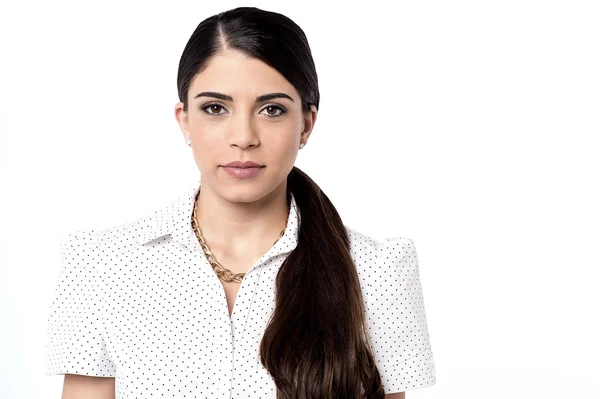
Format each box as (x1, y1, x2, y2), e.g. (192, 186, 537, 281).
(221, 166, 264, 179)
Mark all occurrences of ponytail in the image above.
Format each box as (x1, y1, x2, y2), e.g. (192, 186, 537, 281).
(259, 166, 386, 398)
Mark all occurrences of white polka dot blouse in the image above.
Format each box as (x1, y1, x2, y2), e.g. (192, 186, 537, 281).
(45, 178, 436, 397)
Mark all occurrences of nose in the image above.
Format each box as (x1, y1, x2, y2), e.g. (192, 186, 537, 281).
(227, 113, 259, 149)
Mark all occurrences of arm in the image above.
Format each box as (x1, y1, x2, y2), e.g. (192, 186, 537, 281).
(62, 375, 115, 399)
(385, 393, 405, 399)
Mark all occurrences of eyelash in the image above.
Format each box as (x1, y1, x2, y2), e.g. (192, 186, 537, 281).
(200, 103, 288, 118)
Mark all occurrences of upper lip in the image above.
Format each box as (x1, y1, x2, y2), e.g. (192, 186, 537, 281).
(221, 161, 264, 168)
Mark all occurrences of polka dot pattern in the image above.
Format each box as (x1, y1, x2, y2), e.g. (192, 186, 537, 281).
(45, 177, 435, 397)
(350, 234, 437, 393)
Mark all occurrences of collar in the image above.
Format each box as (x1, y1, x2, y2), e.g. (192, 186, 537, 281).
(137, 177, 300, 260)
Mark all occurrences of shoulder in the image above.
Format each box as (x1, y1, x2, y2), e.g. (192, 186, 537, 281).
(344, 225, 415, 263)
(344, 225, 421, 282)
(60, 215, 149, 252)
(97, 213, 154, 250)
(60, 196, 175, 254)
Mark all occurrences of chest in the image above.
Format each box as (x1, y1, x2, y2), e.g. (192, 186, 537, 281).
(100, 227, 306, 398)
(213, 254, 264, 317)
(221, 280, 241, 318)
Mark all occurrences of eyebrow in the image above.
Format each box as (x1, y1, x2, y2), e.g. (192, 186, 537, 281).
(193, 91, 295, 103)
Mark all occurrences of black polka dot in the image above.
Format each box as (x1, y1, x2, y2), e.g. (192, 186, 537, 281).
(45, 177, 435, 396)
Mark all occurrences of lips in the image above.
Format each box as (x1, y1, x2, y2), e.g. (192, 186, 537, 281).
(221, 161, 264, 168)
(221, 164, 264, 179)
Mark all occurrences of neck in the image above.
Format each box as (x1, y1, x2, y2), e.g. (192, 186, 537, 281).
(194, 180, 289, 261)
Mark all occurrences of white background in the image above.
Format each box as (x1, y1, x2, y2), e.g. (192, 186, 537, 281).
(1, 0, 599, 398)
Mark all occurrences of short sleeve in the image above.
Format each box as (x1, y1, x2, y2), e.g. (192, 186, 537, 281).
(364, 237, 436, 393)
(44, 230, 117, 377)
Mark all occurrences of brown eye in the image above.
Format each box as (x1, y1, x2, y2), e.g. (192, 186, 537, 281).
(201, 103, 227, 116)
(261, 104, 287, 118)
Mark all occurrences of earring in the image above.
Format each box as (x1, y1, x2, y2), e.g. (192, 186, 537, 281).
(186, 137, 192, 146)
(299, 142, 305, 149)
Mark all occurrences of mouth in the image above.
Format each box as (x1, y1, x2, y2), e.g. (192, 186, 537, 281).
(220, 165, 265, 179)
(220, 166, 265, 168)
(220, 161, 265, 168)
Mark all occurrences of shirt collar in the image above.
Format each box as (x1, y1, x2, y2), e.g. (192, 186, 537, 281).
(137, 177, 300, 259)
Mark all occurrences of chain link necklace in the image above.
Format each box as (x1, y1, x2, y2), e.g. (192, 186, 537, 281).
(191, 192, 287, 283)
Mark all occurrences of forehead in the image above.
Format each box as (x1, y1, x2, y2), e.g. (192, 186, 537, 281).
(189, 50, 298, 98)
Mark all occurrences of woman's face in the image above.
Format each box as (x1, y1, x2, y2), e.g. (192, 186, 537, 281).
(175, 49, 317, 204)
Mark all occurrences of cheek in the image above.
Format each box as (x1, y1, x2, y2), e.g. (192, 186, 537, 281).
(269, 130, 297, 154)
(272, 135, 299, 168)
(270, 117, 301, 142)
(188, 127, 222, 168)
(189, 118, 224, 145)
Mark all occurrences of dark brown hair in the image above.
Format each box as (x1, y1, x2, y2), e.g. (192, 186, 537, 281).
(176, 7, 385, 398)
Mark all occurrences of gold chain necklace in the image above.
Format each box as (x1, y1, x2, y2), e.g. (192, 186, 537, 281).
(191, 193, 287, 283)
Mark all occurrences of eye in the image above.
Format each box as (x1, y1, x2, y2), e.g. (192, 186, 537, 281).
(200, 103, 287, 118)
(201, 103, 228, 116)
(260, 104, 288, 118)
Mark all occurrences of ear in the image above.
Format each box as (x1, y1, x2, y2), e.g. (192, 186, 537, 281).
(301, 104, 318, 144)
(174, 101, 190, 142)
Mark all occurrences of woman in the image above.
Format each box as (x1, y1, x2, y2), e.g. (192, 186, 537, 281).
(45, 6, 435, 398)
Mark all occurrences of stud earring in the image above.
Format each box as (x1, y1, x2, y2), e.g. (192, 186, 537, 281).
(186, 137, 192, 146)
(299, 142, 305, 149)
